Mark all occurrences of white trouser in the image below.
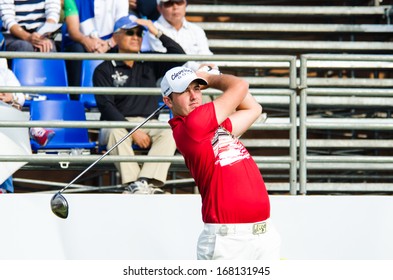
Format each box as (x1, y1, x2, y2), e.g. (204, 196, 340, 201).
(197, 219, 281, 260)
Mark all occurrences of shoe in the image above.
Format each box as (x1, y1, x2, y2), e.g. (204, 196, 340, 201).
(148, 184, 165, 194)
(30, 128, 55, 147)
(126, 180, 150, 194)
(124, 180, 165, 195)
(0, 188, 8, 194)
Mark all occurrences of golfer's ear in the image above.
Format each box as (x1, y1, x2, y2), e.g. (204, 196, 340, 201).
(163, 96, 172, 108)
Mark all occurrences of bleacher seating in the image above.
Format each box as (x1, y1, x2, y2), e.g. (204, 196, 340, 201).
(79, 59, 103, 110)
(186, 3, 393, 55)
(30, 100, 96, 153)
(2, 0, 393, 194)
(12, 58, 70, 106)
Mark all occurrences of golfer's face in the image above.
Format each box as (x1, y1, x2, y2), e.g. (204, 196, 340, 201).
(170, 81, 202, 117)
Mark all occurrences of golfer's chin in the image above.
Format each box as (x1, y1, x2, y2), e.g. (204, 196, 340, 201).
(189, 103, 200, 110)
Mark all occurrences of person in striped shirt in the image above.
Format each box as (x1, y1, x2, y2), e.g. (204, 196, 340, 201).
(0, 0, 61, 52)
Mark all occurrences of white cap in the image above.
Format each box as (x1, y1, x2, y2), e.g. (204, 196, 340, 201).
(160, 67, 207, 97)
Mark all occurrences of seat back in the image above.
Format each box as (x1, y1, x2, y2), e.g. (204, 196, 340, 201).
(0, 33, 4, 51)
(0, 19, 3, 51)
(12, 58, 70, 102)
(30, 100, 96, 152)
(79, 59, 103, 109)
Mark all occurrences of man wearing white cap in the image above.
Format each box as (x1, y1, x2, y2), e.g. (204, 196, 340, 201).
(93, 15, 185, 194)
(146, 0, 213, 71)
(161, 66, 281, 259)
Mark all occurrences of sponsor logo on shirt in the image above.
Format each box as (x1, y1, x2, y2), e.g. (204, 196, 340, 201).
(212, 127, 250, 167)
(112, 71, 128, 87)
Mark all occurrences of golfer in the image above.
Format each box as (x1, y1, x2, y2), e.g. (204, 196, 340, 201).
(161, 66, 281, 260)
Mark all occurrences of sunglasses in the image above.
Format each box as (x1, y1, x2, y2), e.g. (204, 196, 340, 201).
(162, 0, 186, 8)
(124, 28, 144, 37)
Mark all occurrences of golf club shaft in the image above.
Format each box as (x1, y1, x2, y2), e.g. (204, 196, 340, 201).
(58, 104, 166, 193)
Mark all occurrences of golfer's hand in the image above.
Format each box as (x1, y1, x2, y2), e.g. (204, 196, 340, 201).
(197, 64, 220, 75)
(131, 130, 151, 149)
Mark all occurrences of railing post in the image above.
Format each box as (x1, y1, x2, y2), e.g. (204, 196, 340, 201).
(289, 89, 297, 195)
(299, 55, 308, 195)
(299, 88, 308, 195)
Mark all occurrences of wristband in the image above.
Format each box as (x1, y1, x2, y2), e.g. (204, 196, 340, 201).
(155, 29, 163, 39)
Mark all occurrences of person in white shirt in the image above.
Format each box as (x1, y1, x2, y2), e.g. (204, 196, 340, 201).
(146, 0, 213, 71)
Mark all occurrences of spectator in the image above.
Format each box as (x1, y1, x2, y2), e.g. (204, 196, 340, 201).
(93, 15, 185, 194)
(62, 0, 128, 87)
(161, 66, 281, 259)
(129, 0, 160, 21)
(146, 0, 213, 71)
(0, 58, 55, 147)
(0, 0, 61, 52)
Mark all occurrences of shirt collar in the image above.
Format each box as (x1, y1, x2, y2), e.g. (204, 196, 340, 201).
(157, 16, 189, 30)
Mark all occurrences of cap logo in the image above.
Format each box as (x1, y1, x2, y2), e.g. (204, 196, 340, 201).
(163, 86, 172, 96)
(171, 68, 194, 81)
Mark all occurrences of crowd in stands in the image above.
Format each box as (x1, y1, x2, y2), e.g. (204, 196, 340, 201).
(1, 0, 389, 194)
(0, 0, 214, 194)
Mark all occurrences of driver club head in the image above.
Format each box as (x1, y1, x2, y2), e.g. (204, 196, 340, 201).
(50, 192, 69, 219)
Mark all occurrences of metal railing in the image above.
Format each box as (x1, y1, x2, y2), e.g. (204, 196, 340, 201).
(299, 54, 393, 194)
(186, 5, 392, 19)
(1, 52, 393, 194)
(0, 51, 298, 194)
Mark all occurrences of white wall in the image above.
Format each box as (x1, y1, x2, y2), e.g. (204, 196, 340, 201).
(1, 194, 392, 260)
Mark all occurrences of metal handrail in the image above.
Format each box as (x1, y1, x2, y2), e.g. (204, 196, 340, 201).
(299, 54, 393, 194)
(186, 5, 391, 17)
(195, 22, 393, 33)
(5, 53, 393, 194)
(0, 52, 298, 194)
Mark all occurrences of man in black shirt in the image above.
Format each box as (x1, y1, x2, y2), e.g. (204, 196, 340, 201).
(93, 15, 185, 194)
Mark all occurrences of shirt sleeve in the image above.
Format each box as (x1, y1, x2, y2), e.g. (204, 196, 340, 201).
(64, 0, 79, 18)
(45, 0, 61, 23)
(0, 0, 17, 31)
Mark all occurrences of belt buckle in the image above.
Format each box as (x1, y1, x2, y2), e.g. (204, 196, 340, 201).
(252, 222, 267, 235)
(218, 225, 229, 236)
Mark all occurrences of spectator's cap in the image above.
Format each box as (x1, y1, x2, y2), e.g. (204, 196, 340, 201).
(114, 15, 144, 33)
(157, 0, 185, 5)
(161, 67, 207, 97)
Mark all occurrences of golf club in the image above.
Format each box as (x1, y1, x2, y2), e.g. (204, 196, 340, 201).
(50, 104, 166, 219)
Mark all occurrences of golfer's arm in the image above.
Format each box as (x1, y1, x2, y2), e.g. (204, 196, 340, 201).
(208, 74, 249, 125)
(229, 93, 262, 137)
